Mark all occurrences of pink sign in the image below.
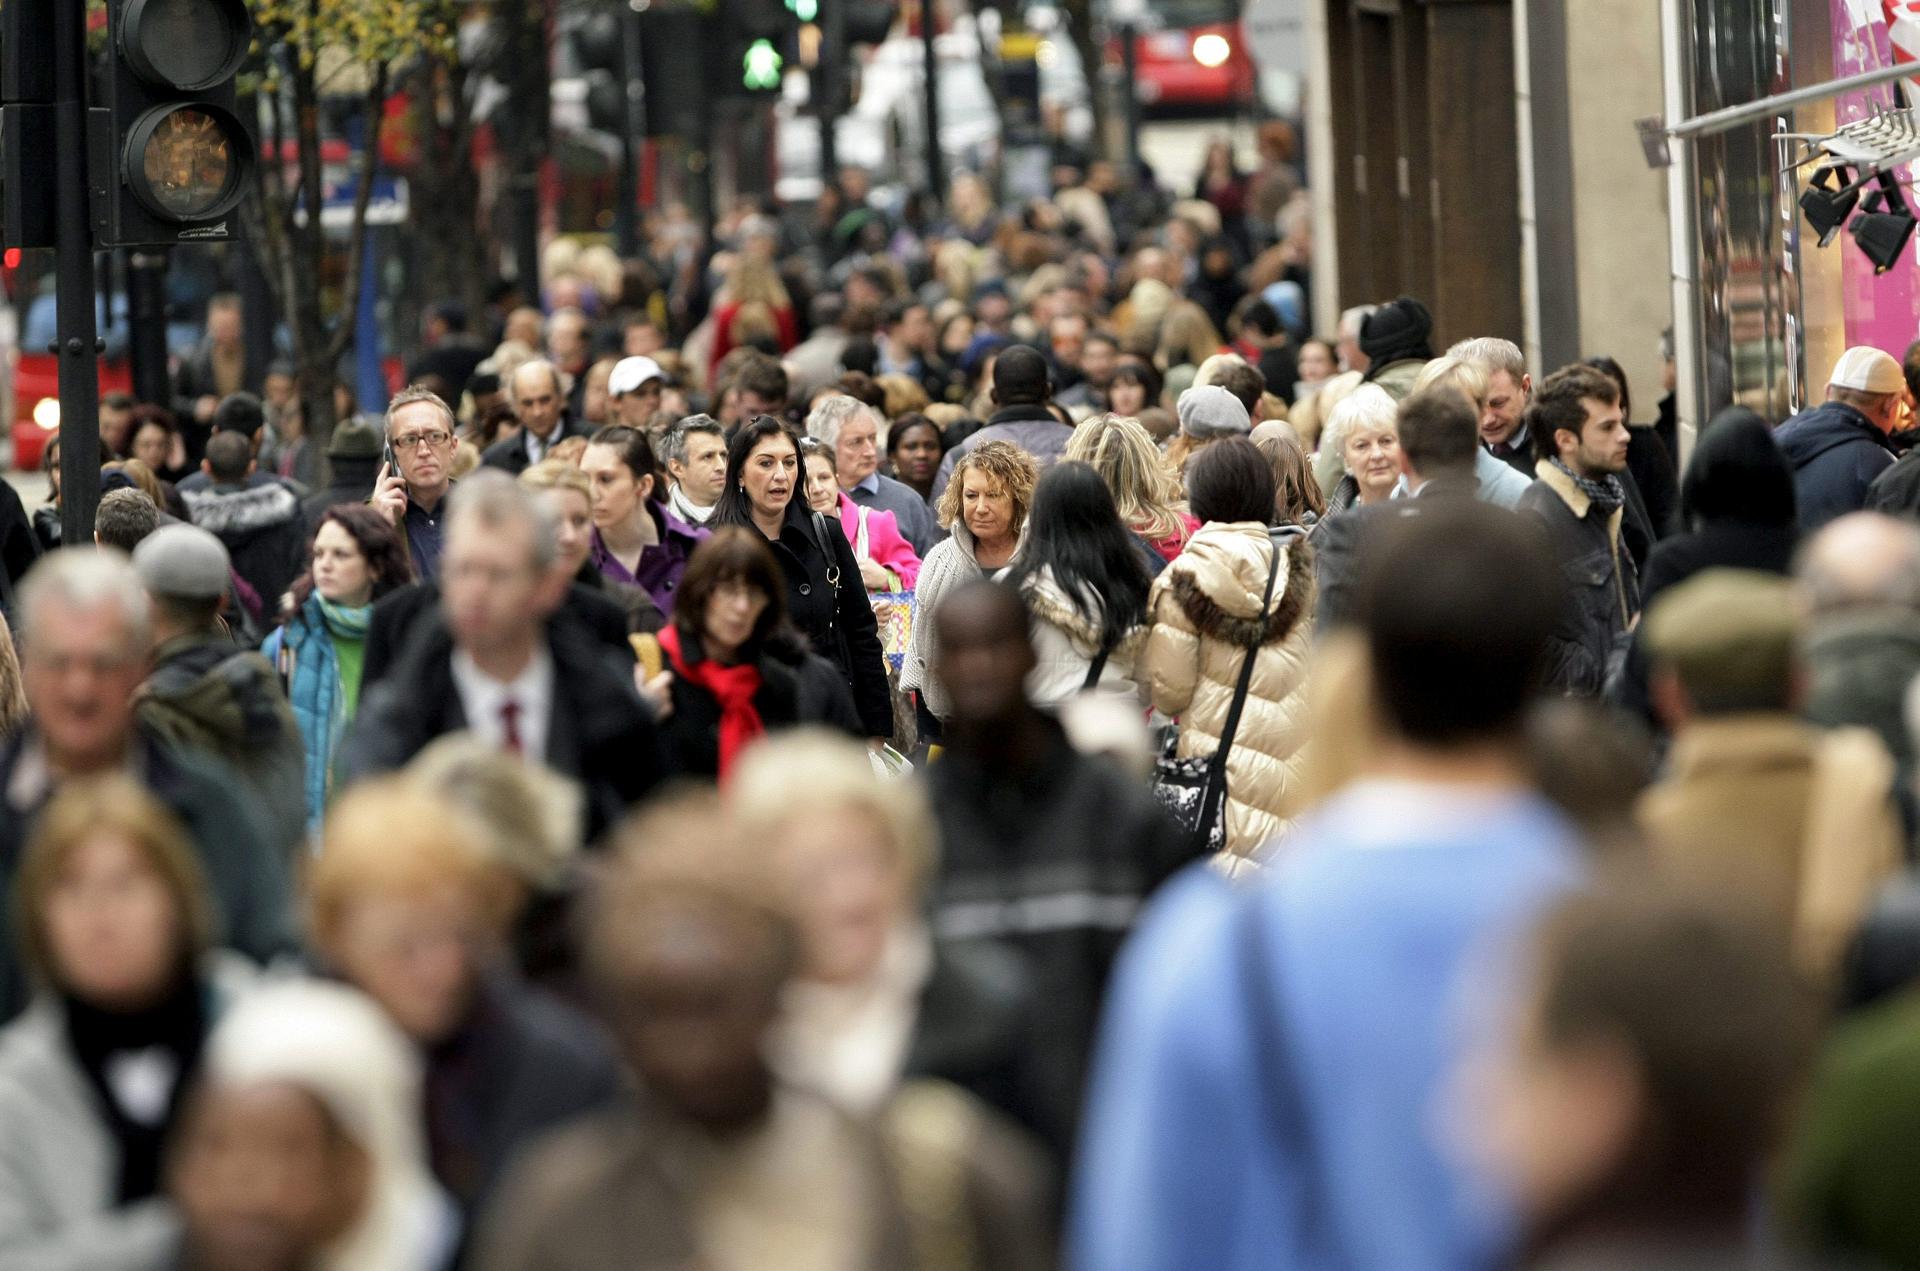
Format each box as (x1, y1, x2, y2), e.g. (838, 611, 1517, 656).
(1828, 2, 1920, 353)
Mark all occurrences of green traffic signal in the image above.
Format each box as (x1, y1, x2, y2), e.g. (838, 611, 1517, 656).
(786, 0, 819, 20)
(743, 37, 783, 89)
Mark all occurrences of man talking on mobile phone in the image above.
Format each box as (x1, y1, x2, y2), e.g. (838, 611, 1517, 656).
(372, 385, 459, 583)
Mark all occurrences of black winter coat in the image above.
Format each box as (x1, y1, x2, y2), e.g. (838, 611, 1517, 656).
(479, 413, 593, 476)
(654, 634, 860, 778)
(361, 580, 631, 691)
(753, 502, 892, 738)
(1518, 469, 1641, 697)
(926, 716, 1195, 1161)
(1774, 400, 1896, 530)
(342, 614, 664, 841)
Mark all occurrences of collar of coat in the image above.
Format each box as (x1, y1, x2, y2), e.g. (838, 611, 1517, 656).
(1534, 459, 1625, 535)
(1165, 532, 1313, 648)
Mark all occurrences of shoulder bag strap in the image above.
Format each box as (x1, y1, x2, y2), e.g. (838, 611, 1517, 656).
(1081, 643, 1112, 691)
(1212, 541, 1282, 768)
(809, 510, 844, 594)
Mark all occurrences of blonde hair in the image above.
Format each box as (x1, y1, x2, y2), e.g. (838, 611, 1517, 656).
(546, 435, 589, 467)
(449, 438, 482, 480)
(17, 776, 212, 982)
(308, 779, 516, 950)
(1154, 303, 1222, 373)
(403, 735, 582, 890)
(876, 373, 930, 421)
(106, 458, 167, 508)
(0, 611, 25, 741)
(519, 457, 591, 502)
(1065, 413, 1187, 541)
(727, 729, 935, 884)
(727, 255, 792, 311)
(1412, 354, 1490, 412)
(935, 440, 1039, 533)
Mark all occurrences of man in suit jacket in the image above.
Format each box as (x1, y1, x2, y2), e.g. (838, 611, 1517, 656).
(482, 359, 592, 476)
(342, 472, 663, 840)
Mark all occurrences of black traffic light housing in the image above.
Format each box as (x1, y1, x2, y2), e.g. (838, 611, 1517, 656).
(713, 0, 794, 98)
(90, 0, 256, 247)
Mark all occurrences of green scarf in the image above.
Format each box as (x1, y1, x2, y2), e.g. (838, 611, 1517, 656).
(316, 596, 373, 640)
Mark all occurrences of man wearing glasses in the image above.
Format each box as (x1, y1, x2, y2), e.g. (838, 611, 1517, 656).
(373, 385, 459, 582)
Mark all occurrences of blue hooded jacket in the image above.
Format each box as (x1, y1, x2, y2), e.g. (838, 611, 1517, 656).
(1773, 400, 1896, 530)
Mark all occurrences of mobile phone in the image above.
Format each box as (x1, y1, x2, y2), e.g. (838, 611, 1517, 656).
(383, 439, 405, 492)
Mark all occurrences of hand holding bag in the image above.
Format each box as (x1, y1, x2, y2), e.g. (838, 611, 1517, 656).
(1151, 539, 1281, 854)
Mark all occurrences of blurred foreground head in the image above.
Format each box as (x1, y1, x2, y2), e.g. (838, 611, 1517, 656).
(172, 980, 445, 1271)
(1462, 885, 1817, 1258)
(1357, 503, 1559, 750)
(590, 790, 798, 1131)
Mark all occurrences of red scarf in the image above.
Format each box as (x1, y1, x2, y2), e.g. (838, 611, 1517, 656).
(658, 624, 765, 778)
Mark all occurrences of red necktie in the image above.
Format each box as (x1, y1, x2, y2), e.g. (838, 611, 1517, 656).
(499, 698, 524, 756)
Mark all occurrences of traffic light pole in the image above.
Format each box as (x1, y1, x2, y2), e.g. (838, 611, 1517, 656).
(126, 251, 171, 407)
(52, 0, 100, 546)
(921, 0, 943, 200)
(818, 0, 843, 189)
(615, 3, 643, 257)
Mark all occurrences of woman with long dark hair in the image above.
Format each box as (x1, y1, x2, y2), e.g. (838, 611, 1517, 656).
(261, 504, 414, 831)
(643, 528, 860, 779)
(1006, 462, 1153, 709)
(709, 416, 892, 739)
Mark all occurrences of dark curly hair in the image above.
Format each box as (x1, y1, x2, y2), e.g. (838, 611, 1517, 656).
(283, 503, 415, 622)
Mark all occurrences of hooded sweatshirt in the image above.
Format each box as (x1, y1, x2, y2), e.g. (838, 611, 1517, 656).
(1772, 399, 1896, 530)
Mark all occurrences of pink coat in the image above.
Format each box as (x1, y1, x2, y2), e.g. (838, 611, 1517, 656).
(837, 494, 921, 590)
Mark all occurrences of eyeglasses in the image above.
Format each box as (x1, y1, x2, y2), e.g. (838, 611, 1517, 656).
(392, 430, 453, 451)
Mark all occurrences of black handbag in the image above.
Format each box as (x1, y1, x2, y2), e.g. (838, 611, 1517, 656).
(1151, 539, 1281, 854)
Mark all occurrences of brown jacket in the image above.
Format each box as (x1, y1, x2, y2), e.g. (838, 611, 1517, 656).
(1637, 716, 1903, 980)
(1141, 521, 1314, 860)
(476, 1087, 919, 1271)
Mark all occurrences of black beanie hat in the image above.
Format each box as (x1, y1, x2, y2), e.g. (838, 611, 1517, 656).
(1359, 296, 1435, 367)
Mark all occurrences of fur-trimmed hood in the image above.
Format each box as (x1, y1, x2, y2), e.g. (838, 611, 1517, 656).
(1019, 564, 1143, 659)
(1160, 521, 1312, 648)
(182, 480, 300, 537)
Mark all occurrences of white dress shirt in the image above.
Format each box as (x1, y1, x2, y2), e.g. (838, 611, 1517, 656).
(451, 645, 555, 761)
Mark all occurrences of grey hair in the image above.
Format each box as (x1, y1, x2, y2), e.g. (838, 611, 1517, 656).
(508, 357, 568, 404)
(446, 469, 559, 573)
(1337, 305, 1377, 340)
(806, 393, 880, 451)
(1796, 513, 1920, 615)
(1319, 383, 1399, 462)
(1446, 336, 1527, 382)
(662, 414, 726, 467)
(386, 385, 457, 435)
(18, 547, 153, 655)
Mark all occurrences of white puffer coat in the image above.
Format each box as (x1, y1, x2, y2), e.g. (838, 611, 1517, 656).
(1141, 521, 1315, 861)
(1018, 565, 1144, 710)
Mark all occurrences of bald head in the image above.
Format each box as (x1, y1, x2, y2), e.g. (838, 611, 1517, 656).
(510, 359, 567, 440)
(932, 581, 1035, 726)
(1796, 513, 1920, 616)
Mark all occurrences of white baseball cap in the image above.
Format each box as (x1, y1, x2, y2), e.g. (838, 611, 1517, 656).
(1829, 346, 1904, 394)
(608, 356, 665, 397)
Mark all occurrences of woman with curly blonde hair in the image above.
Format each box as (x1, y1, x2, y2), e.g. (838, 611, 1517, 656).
(1066, 413, 1198, 563)
(902, 441, 1038, 726)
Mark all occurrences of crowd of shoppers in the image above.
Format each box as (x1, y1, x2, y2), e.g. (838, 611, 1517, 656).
(8, 144, 1920, 1271)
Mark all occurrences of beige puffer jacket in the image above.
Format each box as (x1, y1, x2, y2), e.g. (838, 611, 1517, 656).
(1142, 521, 1315, 861)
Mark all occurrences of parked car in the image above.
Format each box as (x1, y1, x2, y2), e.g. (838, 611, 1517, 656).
(1106, 0, 1256, 113)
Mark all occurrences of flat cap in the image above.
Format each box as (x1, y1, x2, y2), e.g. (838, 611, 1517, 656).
(132, 523, 231, 601)
(1642, 568, 1798, 712)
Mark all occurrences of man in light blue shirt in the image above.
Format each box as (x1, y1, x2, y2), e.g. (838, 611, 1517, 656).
(1073, 500, 1587, 1271)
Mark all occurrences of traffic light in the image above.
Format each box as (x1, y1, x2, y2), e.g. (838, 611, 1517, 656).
(90, 0, 256, 247)
(0, 0, 56, 249)
(713, 0, 793, 98)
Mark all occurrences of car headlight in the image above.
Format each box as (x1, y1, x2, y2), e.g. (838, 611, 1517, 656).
(31, 397, 58, 431)
(1192, 33, 1231, 67)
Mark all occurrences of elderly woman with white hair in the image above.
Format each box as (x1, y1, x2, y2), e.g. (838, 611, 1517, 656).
(1318, 383, 1401, 517)
(170, 978, 456, 1271)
